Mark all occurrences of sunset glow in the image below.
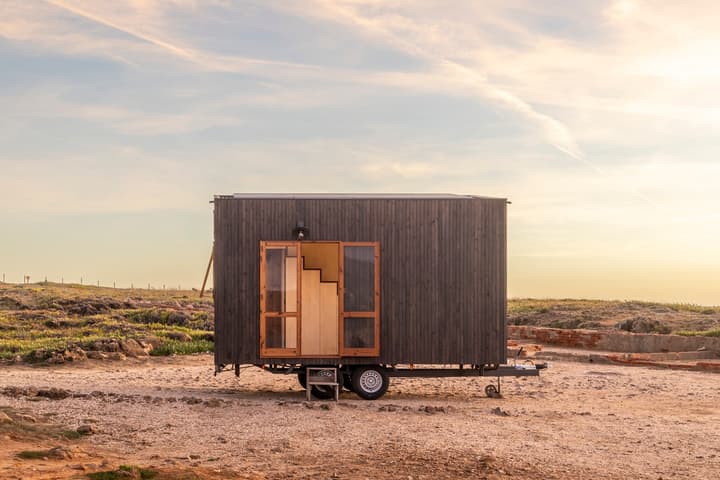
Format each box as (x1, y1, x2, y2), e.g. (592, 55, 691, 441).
(1, 1, 718, 303)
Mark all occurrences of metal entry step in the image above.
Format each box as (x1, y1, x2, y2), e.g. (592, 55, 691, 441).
(306, 367, 340, 401)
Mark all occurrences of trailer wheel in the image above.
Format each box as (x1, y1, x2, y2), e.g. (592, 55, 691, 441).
(485, 384, 499, 398)
(352, 366, 389, 400)
(297, 372, 307, 389)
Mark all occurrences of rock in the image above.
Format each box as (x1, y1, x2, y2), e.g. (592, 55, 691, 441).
(167, 311, 190, 326)
(319, 403, 333, 410)
(119, 339, 147, 357)
(48, 446, 73, 460)
(99, 340, 120, 352)
(18, 414, 37, 423)
(167, 331, 192, 342)
(203, 398, 223, 408)
(46, 353, 65, 365)
(35, 387, 71, 400)
(86, 351, 107, 360)
(63, 347, 87, 362)
(107, 352, 126, 361)
(31, 349, 48, 362)
(490, 407, 509, 417)
(77, 424, 95, 435)
(0, 411, 12, 423)
(141, 335, 164, 350)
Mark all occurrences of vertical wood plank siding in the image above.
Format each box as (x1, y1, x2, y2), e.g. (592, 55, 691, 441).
(214, 197, 507, 366)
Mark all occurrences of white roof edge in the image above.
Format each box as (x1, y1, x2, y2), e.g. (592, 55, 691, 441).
(217, 193, 504, 200)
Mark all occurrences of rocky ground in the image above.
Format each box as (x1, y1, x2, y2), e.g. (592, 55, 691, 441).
(1, 354, 719, 479)
(509, 299, 720, 334)
(0, 283, 214, 364)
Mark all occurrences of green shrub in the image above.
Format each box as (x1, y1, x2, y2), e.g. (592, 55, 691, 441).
(149, 339, 213, 356)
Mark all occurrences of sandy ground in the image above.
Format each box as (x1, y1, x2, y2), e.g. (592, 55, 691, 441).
(1, 355, 719, 480)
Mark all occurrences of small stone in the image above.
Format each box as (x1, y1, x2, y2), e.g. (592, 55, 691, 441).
(119, 339, 147, 357)
(77, 424, 95, 435)
(48, 446, 73, 460)
(490, 407, 509, 417)
(107, 352, 126, 361)
(0, 412, 12, 423)
(18, 414, 37, 423)
(319, 403, 333, 410)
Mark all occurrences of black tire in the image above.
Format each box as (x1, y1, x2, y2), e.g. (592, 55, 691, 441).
(297, 372, 307, 389)
(351, 366, 389, 400)
(310, 385, 336, 400)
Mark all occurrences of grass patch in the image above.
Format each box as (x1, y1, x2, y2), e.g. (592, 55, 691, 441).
(150, 339, 213, 356)
(88, 465, 158, 480)
(17, 450, 50, 459)
(675, 328, 720, 337)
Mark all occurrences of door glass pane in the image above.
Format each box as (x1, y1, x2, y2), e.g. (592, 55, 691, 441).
(343, 246, 375, 311)
(344, 317, 375, 349)
(265, 316, 297, 349)
(265, 246, 297, 313)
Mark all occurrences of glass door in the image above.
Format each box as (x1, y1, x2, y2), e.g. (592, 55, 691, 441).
(260, 242, 300, 357)
(340, 242, 380, 356)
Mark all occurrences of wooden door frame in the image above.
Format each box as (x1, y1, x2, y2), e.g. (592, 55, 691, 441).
(259, 241, 300, 358)
(339, 242, 381, 357)
(260, 240, 380, 358)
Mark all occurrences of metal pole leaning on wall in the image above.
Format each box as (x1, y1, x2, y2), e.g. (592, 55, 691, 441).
(200, 245, 214, 298)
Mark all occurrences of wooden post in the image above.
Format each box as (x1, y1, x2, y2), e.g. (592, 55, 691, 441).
(200, 246, 214, 298)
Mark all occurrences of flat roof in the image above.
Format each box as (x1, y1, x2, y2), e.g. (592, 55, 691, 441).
(215, 193, 504, 200)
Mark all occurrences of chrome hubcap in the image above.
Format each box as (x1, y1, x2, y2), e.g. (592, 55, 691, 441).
(359, 370, 383, 393)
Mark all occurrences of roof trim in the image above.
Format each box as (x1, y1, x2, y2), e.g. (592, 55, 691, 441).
(215, 193, 505, 200)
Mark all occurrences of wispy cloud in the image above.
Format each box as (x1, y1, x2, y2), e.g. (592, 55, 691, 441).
(288, 0, 584, 160)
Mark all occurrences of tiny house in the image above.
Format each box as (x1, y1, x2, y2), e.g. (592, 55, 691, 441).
(213, 194, 539, 400)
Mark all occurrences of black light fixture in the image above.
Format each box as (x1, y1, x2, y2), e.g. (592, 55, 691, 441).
(293, 221, 309, 240)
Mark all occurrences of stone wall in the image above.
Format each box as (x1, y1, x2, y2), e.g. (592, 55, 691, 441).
(509, 326, 720, 353)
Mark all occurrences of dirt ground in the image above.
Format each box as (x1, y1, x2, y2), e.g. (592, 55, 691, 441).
(1, 355, 719, 479)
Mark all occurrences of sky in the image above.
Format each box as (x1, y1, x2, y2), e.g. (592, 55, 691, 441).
(1, 0, 719, 304)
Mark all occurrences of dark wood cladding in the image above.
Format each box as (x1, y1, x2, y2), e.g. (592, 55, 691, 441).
(214, 197, 507, 366)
